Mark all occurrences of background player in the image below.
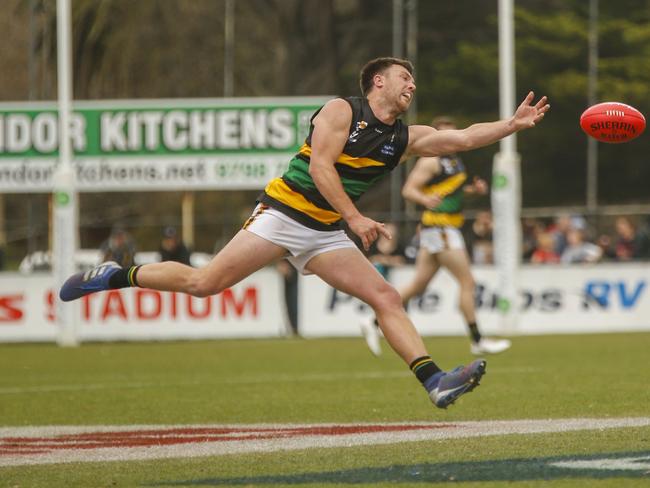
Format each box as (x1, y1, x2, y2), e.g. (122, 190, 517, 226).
(361, 117, 511, 356)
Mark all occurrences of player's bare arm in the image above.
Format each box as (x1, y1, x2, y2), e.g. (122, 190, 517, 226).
(406, 92, 550, 158)
(402, 156, 443, 209)
(309, 99, 391, 250)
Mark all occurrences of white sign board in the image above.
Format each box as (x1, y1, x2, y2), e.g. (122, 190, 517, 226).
(0, 269, 284, 342)
(299, 263, 650, 337)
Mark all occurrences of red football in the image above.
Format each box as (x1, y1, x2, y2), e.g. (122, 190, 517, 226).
(580, 102, 646, 143)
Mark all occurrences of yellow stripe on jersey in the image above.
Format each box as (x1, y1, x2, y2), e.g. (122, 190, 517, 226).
(298, 144, 386, 169)
(264, 178, 341, 224)
(337, 153, 386, 168)
(421, 211, 464, 228)
(423, 172, 467, 197)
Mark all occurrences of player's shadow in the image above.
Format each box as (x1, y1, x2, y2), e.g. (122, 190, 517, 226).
(151, 450, 650, 485)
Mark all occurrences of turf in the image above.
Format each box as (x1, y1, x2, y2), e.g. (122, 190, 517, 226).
(1, 332, 649, 487)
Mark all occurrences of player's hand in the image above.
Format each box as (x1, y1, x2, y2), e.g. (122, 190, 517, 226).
(347, 215, 392, 251)
(513, 91, 550, 129)
(465, 176, 488, 195)
(422, 193, 442, 209)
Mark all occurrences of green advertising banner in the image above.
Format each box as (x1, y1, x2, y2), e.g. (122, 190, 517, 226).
(0, 97, 328, 192)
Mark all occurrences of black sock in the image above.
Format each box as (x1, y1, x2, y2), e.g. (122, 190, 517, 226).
(108, 266, 142, 289)
(409, 356, 442, 384)
(467, 322, 482, 343)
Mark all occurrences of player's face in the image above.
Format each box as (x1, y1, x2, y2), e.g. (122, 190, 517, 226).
(383, 65, 416, 113)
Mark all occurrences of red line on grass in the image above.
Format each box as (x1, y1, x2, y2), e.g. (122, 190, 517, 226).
(0, 424, 455, 456)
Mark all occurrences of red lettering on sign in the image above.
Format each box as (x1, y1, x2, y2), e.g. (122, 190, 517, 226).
(221, 287, 257, 317)
(0, 294, 24, 322)
(45, 290, 55, 322)
(101, 291, 127, 321)
(82, 294, 93, 321)
(135, 289, 161, 320)
(169, 292, 178, 318)
(187, 295, 211, 318)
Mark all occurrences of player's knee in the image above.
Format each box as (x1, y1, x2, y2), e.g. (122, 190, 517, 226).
(370, 283, 403, 312)
(186, 270, 223, 298)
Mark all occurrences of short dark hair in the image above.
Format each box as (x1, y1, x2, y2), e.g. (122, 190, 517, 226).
(359, 57, 414, 96)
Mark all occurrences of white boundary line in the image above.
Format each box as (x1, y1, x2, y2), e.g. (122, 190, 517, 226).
(1, 418, 649, 467)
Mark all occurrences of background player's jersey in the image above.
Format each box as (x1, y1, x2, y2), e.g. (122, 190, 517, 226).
(420, 155, 467, 228)
(260, 96, 409, 230)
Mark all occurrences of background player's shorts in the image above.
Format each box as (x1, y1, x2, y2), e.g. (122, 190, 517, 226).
(244, 204, 356, 274)
(419, 226, 466, 254)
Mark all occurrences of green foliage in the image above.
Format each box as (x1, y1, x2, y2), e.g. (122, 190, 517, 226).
(3, 0, 650, 253)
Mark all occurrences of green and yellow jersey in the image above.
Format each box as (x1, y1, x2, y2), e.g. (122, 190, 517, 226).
(260, 97, 409, 230)
(420, 155, 467, 228)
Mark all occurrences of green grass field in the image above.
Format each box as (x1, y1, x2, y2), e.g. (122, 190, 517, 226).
(1, 332, 649, 487)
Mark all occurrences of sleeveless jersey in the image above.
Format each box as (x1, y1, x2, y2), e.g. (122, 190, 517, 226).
(260, 96, 409, 230)
(420, 154, 467, 228)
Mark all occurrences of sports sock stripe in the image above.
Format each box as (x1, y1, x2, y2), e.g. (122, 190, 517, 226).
(409, 356, 442, 385)
(410, 357, 433, 372)
(127, 266, 141, 287)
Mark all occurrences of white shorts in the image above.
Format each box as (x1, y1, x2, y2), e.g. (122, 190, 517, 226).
(419, 226, 466, 254)
(244, 204, 356, 274)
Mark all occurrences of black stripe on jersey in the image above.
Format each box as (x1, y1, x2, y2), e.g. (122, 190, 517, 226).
(334, 163, 390, 180)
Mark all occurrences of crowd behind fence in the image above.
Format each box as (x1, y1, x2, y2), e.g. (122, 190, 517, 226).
(9, 211, 650, 275)
(465, 212, 650, 265)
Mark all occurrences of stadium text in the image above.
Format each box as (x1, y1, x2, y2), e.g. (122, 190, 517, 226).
(0, 288, 258, 323)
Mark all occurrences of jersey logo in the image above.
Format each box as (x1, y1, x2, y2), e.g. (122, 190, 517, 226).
(349, 120, 368, 143)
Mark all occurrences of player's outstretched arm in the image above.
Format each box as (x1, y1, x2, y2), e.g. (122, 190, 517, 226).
(406, 92, 550, 158)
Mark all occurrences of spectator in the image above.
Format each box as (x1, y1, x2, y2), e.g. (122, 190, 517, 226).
(159, 226, 191, 265)
(100, 225, 136, 268)
(614, 216, 649, 260)
(548, 214, 572, 256)
(521, 217, 546, 261)
(466, 210, 493, 264)
(276, 259, 299, 336)
(560, 228, 602, 264)
(530, 232, 560, 264)
(596, 233, 617, 261)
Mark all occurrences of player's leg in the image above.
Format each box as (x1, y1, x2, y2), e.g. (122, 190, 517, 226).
(305, 247, 486, 408)
(436, 248, 477, 324)
(309, 247, 427, 362)
(436, 247, 511, 354)
(359, 245, 439, 356)
(360, 240, 440, 356)
(60, 229, 287, 301)
(398, 247, 440, 307)
(136, 230, 288, 296)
